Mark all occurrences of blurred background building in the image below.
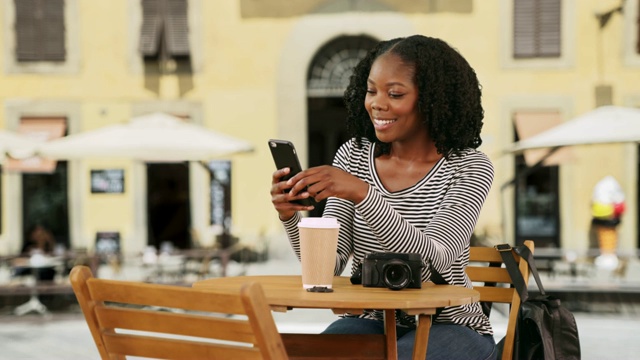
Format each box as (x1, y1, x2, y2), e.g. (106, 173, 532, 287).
(0, 0, 639, 259)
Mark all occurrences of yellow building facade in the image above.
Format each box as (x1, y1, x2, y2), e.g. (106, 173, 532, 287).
(1, 0, 639, 257)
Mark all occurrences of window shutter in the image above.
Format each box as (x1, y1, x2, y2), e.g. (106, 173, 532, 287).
(513, 0, 561, 58)
(537, 0, 561, 57)
(139, 0, 189, 58)
(637, 0, 640, 54)
(165, 0, 190, 56)
(15, 0, 39, 60)
(514, 0, 536, 58)
(15, 0, 66, 62)
(140, 0, 162, 56)
(41, 0, 66, 60)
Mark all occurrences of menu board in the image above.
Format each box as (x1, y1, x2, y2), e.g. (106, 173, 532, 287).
(91, 169, 125, 193)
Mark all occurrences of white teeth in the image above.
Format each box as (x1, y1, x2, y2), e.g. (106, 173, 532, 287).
(374, 119, 396, 125)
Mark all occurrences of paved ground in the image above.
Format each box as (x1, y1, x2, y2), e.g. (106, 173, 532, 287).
(1, 251, 639, 359)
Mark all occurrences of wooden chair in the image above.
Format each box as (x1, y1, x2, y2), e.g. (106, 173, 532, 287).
(70, 265, 288, 360)
(466, 240, 534, 360)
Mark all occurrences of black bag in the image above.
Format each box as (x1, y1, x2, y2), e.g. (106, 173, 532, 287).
(496, 244, 581, 360)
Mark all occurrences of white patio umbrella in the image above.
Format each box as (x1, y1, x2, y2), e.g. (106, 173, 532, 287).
(0, 130, 38, 160)
(507, 106, 640, 154)
(37, 112, 254, 161)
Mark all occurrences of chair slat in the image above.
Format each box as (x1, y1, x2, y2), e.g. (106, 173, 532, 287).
(468, 247, 504, 262)
(466, 267, 512, 283)
(95, 306, 257, 343)
(70, 266, 289, 360)
(473, 286, 516, 303)
(467, 240, 534, 360)
(102, 333, 263, 360)
(469, 247, 523, 263)
(87, 279, 246, 314)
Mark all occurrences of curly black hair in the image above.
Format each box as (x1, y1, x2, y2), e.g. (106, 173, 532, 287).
(343, 35, 484, 158)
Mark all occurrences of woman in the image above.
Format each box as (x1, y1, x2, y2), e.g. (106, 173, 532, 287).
(270, 35, 496, 360)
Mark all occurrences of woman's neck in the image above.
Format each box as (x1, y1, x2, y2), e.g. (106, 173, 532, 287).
(388, 137, 441, 164)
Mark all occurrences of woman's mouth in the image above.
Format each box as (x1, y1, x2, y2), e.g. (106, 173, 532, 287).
(373, 118, 396, 129)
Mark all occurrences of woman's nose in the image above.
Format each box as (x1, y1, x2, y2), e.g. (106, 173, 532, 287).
(371, 102, 386, 111)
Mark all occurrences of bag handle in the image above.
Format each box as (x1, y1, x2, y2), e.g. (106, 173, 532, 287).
(495, 244, 546, 302)
(513, 244, 546, 296)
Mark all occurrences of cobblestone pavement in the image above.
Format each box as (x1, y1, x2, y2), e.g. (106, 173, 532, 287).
(1, 253, 639, 359)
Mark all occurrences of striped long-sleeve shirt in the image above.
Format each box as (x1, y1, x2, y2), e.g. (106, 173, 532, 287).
(282, 138, 495, 335)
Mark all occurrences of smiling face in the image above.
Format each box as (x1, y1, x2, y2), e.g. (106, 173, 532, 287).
(364, 52, 426, 144)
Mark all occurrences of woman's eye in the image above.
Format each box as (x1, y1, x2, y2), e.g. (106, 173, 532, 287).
(366, 89, 376, 94)
(389, 93, 404, 98)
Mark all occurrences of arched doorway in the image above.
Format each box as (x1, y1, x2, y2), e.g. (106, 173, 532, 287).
(306, 35, 378, 216)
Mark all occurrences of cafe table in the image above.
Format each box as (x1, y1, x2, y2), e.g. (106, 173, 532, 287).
(193, 275, 479, 360)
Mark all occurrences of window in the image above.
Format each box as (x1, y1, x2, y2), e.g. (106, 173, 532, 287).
(5, 117, 67, 173)
(513, 112, 573, 166)
(14, 0, 65, 62)
(513, 111, 563, 248)
(307, 36, 378, 97)
(513, 0, 561, 58)
(4, 117, 71, 250)
(139, 0, 190, 60)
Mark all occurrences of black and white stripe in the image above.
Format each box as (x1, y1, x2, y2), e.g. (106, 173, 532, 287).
(283, 138, 495, 335)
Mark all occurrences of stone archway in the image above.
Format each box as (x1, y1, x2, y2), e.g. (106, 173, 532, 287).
(275, 12, 415, 169)
(307, 36, 378, 98)
(306, 35, 378, 216)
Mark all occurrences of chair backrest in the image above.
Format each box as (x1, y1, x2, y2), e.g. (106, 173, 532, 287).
(466, 240, 534, 360)
(70, 265, 289, 360)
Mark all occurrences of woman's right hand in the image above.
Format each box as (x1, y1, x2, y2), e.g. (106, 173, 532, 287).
(271, 167, 314, 221)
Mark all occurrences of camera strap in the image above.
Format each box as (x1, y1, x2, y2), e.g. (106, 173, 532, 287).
(429, 264, 447, 285)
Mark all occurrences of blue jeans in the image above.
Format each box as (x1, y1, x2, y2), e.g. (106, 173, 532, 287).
(322, 318, 497, 360)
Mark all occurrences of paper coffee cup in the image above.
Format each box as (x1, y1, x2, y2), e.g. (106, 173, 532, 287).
(298, 217, 340, 289)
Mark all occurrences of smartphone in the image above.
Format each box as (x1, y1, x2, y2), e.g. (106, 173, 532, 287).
(268, 139, 316, 207)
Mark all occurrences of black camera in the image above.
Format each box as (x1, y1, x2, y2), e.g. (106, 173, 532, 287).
(360, 252, 424, 290)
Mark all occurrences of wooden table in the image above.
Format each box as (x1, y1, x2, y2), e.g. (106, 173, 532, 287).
(193, 275, 479, 360)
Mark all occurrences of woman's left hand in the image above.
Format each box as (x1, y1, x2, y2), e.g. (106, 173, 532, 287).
(287, 165, 369, 204)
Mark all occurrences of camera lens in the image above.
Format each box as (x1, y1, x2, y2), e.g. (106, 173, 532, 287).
(382, 260, 411, 290)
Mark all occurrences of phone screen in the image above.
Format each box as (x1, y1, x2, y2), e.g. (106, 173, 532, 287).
(268, 139, 315, 206)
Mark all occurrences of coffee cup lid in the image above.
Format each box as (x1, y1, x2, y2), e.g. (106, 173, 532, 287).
(298, 217, 340, 229)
